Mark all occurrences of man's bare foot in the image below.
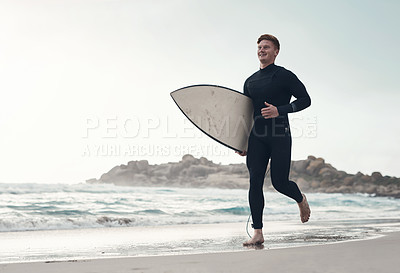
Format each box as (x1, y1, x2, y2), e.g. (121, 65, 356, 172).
(243, 229, 264, 246)
(298, 193, 311, 223)
(244, 243, 265, 250)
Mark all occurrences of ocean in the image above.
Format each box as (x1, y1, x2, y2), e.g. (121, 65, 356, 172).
(1, 183, 400, 263)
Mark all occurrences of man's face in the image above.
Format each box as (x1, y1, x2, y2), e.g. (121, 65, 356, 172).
(257, 40, 279, 65)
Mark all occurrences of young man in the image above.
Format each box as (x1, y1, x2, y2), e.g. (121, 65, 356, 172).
(237, 34, 311, 246)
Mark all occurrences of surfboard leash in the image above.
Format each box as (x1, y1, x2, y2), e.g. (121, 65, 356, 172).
(246, 213, 252, 238)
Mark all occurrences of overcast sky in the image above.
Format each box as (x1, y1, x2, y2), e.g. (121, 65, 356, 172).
(1, 0, 399, 183)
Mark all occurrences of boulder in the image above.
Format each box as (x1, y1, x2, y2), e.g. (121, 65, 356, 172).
(86, 178, 98, 184)
(136, 160, 149, 171)
(319, 167, 336, 178)
(371, 172, 383, 179)
(343, 176, 354, 186)
(292, 160, 310, 173)
(306, 158, 325, 176)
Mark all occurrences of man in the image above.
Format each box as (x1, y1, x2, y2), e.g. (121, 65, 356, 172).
(237, 34, 311, 246)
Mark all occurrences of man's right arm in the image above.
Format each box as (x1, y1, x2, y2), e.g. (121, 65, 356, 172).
(243, 79, 251, 98)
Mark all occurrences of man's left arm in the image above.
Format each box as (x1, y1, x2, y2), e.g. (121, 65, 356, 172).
(276, 71, 311, 115)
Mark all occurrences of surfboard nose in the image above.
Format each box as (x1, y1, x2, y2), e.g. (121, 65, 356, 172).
(171, 85, 254, 152)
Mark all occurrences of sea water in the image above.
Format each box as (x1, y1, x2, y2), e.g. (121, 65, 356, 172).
(1, 183, 400, 263)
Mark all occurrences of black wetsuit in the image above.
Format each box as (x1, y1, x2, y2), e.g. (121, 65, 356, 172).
(244, 63, 311, 229)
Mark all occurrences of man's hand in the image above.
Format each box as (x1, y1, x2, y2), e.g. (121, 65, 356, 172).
(235, 150, 247, 156)
(261, 102, 279, 119)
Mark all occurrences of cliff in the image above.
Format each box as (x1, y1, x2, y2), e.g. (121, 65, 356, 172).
(86, 154, 400, 198)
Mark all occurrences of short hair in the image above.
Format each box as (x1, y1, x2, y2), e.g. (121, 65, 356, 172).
(257, 34, 280, 50)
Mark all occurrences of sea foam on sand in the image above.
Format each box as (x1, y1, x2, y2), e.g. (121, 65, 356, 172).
(1, 218, 400, 265)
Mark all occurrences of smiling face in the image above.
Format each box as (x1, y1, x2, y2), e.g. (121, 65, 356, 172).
(257, 40, 279, 68)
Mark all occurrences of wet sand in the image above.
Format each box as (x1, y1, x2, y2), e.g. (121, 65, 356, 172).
(1, 231, 399, 273)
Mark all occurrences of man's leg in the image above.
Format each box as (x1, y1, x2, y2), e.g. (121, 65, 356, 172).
(270, 135, 310, 222)
(244, 133, 270, 245)
(270, 135, 302, 202)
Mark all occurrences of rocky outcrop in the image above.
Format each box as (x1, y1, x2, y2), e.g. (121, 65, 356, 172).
(288, 156, 400, 198)
(87, 154, 400, 198)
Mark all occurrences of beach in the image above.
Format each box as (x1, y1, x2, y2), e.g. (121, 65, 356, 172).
(1, 184, 400, 271)
(1, 230, 399, 273)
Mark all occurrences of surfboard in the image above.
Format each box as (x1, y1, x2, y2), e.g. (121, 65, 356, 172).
(170, 85, 254, 152)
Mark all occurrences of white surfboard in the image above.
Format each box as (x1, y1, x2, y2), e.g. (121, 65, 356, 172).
(170, 85, 254, 152)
